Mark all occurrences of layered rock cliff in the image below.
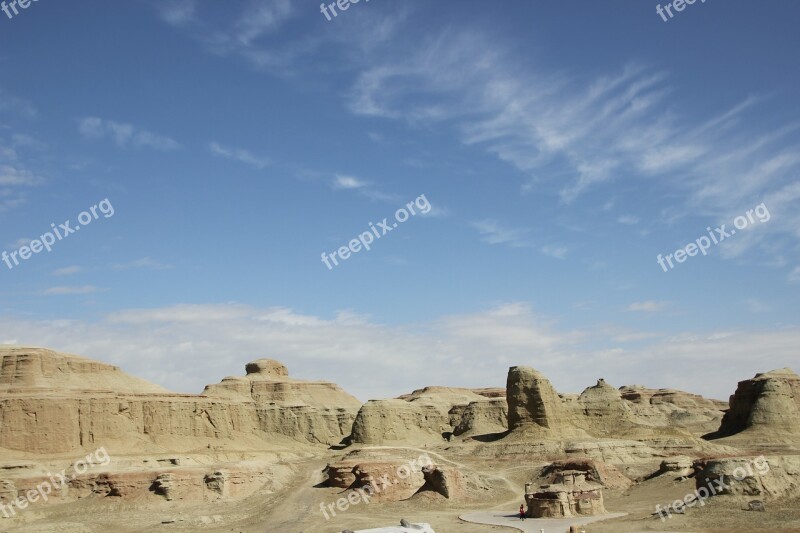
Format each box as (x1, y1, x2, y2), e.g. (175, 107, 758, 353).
(709, 368, 800, 446)
(506, 366, 586, 437)
(0, 347, 361, 454)
(350, 387, 503, 445)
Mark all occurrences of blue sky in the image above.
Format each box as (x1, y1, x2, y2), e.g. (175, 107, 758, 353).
(1, 0, 798, 401)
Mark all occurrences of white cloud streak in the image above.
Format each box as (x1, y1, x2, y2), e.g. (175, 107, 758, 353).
(79, 117, 180, 151)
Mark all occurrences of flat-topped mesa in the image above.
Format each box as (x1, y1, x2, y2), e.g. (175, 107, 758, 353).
(711, 368, 800, 442)
(0, 347, 362, 453)
(202, 359, 361, 409)
(0, 346, 167, 395)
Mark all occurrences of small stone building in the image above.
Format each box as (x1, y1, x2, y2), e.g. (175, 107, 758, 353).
(524, 470, 606, 518)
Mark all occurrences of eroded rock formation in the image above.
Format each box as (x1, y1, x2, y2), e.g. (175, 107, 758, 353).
(0, 347, 360, 454)
(506, 366, 583, 436)
(693, 455, 800, 499)
(351, 387, 501, 445)
(710, 368, 800, 445)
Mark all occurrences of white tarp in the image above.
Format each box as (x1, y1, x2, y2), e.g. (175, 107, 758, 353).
(353, 524, 435, 533)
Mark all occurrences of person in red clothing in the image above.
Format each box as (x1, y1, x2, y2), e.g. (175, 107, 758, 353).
(519, 504, 526, 520)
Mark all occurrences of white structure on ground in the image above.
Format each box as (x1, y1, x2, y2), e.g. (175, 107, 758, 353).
(353, 523, 435, 533)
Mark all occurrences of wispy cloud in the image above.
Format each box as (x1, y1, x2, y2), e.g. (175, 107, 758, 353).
(0, 130, 45, 211)
(617, 215, 639, 225)
(540, 245, 568, 259)
(0, 88, 37, 118)
(0, 164, 44, 186)
(743, 299, 772, 314)
(329, 173, 403, 204)
(332, 174, 368, 190)
(7, 237, 31, 248)
(113, 258, 173, 271)
(42, 286, 105, 296)
(346, 29, 800, 258)
(151, 0, 407, 74)
(209, 142, 270, 169)
(153, 0, 301, 71)
(3, 301, 797, 400)
(157, 0, 196, 27)
(79, 117, 180, 151)
(233, 0, 294, 47)
(11, 133, 46, 150)
(51, 266, 84, 276)
(628, 300, 669, 313)
(789, 266, 800, 284)
(472, 219, 529, 248)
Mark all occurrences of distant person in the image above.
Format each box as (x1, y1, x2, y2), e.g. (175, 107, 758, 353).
(519, 504, 526, 520)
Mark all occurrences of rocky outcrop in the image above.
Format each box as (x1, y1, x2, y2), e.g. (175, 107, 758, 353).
(540, 459, 633, 490)
(451, 398, 507, 437)
(325, 449, 491, 505)
(506, 366, 584, 437)
(0, 347, 168, 394)
(620, 385, 726, 436)
(572, 379, 638, 436)
(710, 368, 800, 444)
(350, 387, 496, 445)
(324, 461, 359, 489)
(655, 456, 694, 478)
(203, 358, 360, 410)
(351, 400, 451, 445)
(693, 455, 800, 499)
(0, 347, 361, 454)
(0, 456, 297, 509)
(419, 465, 452, 498)
(504, 368, 731, 451)
(421, 465, 494, 502)
(351, 461, 427, 502)
(324, 449, 434, 501)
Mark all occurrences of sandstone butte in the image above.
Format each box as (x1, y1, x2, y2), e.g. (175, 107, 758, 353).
(0, 346, 798, 533)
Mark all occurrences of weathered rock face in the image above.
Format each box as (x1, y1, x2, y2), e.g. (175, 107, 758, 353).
(712, 368, 800, 443)
(203, 359, 361, 410)
(324, 461, 359, 489)
(693, 455, 800, 499)
(656, 456, 695, 478)
(573, 379, 638, 436)
(350, 387, 498, 445)
(540, 459, 633, 490)
(578, 379, 634, 418)
(350, 461, 427, 502)
(325, 449, 434, 495)
(244, 358, 288, 378)
(418, 464, 466, 499)
(324, 449, 490, 506)
(0, 347, 168, 394)
(620, 385, 726, 436)
(452, 398, 508, 437)
(506, 366, 581, 435)
(0, 460, 296, 508)
(351, 400, 451, 445)
(504, 368, 731, 449)
(0, 347, 361, 454)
